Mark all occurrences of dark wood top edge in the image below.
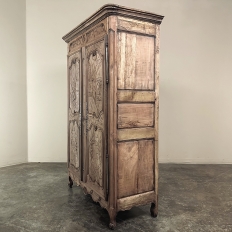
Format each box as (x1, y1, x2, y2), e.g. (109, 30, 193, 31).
(62, 4, 164, 43)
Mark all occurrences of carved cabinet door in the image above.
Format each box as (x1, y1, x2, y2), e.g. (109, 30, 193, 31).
(68, 49, 82, 179)
(83, 38, 108, 200)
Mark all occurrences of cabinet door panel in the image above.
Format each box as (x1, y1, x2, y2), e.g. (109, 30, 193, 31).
(68, 50, 82, 176)
(85, 39, 107, 199)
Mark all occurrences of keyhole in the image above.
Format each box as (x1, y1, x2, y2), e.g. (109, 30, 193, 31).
(95, 126, 97, 131)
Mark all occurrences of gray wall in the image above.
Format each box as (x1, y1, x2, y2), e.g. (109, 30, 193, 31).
(0, 0, 27, 167)
(25, 0, 232, 163)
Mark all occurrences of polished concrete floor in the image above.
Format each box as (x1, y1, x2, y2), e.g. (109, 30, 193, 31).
(0, 163, 232, 232)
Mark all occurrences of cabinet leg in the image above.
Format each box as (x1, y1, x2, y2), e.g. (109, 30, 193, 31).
(108, 209, 117, 230)
(68, 176, 73, 188)
(150, 201, 158, 218)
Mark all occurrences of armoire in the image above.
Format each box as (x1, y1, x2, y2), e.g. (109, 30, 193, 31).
(62, 4, 164, 229)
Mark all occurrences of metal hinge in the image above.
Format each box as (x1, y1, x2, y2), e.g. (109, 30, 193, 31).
(105, 35, 109, 84)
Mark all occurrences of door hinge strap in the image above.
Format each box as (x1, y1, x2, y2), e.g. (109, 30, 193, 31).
(105, 35, 109, 84)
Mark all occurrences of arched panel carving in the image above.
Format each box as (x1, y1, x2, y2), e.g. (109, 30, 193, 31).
(68, 50, 82, 170)
(86, 40, 105, 189)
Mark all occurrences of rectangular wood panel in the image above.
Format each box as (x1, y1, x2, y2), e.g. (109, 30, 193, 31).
(118, 16, 156, 35)
(118, 103, 154, 128)
(117, 90, 156, 102)
(138, 140, 154, 193)
(117, 32, 154, 90)
(117, 127, 155, 141)
(118, 141, 138, 198)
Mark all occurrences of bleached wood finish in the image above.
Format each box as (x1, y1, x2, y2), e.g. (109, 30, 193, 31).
(118, 103, 154, 128)
(117, 127, 155, 141)
(138, 140, 154, 193)
(118, 16, 156, 35)
(117, 191, 156, 211)
(63, 4, 164, 229)
(117, 32, 155, 90)
(118, 141, 138, 198)
(118, 90, 156, 102)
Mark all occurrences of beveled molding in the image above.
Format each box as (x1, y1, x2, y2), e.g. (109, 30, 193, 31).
(62, 4, 164, 43)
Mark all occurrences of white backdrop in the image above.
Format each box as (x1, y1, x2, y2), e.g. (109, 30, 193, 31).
(0, 0, 27, 167)
(26, 0, 232, 163)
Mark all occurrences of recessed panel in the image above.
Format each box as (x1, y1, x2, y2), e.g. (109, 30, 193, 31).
(118, 103, 154, 129)
(117, 32, 154, 90)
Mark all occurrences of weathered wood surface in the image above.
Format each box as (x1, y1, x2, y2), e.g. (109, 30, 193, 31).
(64, 5, 164, 229)
(118, 139, 155, 198)
(118, 103, 154, 128)
(62, 4, 164, 43)
(68, 51, 82, 170)
(118, 141, 138, 198)
(117, 90, 156, 102)
(68, 20, 107, 54)
(108, 15, 118, 229)
(117, 32, 154, 90)
(155, 24, 160, 141)
(118, 16, 155, 35)
(138, 140, 154, 193)
(117, 191, 156, 211)
(117, 127, 155, 141)
(85, 39, 106, 196)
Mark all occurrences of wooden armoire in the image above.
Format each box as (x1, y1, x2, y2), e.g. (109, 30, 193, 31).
(62, 4, 164, 229)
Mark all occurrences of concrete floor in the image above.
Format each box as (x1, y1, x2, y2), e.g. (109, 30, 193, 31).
(0, 163, 232, 232)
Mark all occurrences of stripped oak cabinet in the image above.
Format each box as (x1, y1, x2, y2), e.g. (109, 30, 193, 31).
(62, 4, 164, 229)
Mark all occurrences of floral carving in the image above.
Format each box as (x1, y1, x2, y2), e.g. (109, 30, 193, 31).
(70, 121, 79, 168)
(69, 22, 106, 52)
(68, 51, 81, 169)
(86, 40, 105, 188)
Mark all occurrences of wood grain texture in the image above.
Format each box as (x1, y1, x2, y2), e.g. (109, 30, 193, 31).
(154, 24, 160, 141)
(62, 4, 164, 43)
(118, 103, 154, 128)
(117, 32, 154, 90)
(118, 16, 155, 35)
(64, 6, 164, 227)
(117, 90, 156, 102)
(117, 191, 156, 211)
(138, 140, 154, 193)
(117, 127, 155, 141)
(68, 51, 82, 171)
(86, 39, 105, 192)
(118, 141, 138, 198)
(68, 20, 107, 54)
(154, 140, 159, 211)
(108, 15, 118, 219)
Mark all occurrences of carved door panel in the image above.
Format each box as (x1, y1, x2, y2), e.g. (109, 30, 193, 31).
(68, 50, 82, 178)
(84, 38, 108, 199)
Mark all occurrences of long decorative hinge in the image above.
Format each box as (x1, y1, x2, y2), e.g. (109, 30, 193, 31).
(105, 35, 109, 84)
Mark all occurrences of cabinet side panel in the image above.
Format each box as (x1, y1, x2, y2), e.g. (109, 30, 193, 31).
(138, 140, 154, 193)
(117, 32, 154, 90)
(118, 141, 138, 198)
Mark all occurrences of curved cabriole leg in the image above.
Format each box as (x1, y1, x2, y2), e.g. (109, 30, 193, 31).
(68, 176, 73, 188)
(108, 209, 117, 230)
